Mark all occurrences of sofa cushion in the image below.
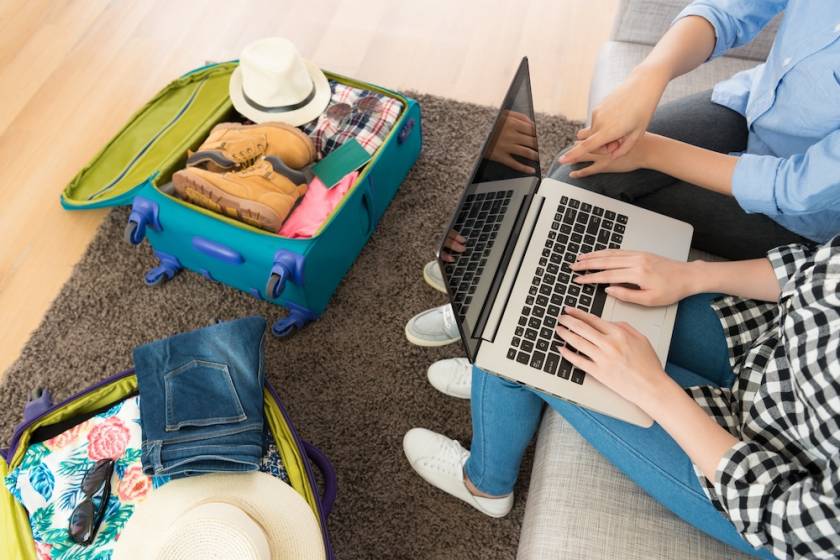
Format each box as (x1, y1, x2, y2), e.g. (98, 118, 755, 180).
(517, 410, 754, 559)
(588, 41, 759, 115)
(611, 0, 780, 62)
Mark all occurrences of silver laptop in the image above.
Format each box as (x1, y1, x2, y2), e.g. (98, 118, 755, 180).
(436, 58, 692, 427)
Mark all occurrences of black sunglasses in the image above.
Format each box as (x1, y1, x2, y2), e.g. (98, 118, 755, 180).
(68, 459, 115, 546)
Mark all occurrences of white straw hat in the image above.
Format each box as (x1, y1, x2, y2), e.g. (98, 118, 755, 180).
(113, 473, 326, 560)
(230, 37, 331, 127)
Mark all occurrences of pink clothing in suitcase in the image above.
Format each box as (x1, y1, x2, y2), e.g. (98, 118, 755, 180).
(279, 172, 360, 238)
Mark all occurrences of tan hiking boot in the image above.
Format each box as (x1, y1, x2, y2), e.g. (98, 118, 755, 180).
(173, 156, 308, 231)
(187, 122, 316, 172)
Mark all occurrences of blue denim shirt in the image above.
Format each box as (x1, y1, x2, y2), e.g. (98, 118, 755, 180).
(676, 1, 840, 242)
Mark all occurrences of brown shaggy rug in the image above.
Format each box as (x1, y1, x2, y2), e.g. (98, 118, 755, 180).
(0, 93, 578, 559)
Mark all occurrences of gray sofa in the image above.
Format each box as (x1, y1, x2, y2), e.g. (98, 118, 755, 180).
(517, 2, 778, 559)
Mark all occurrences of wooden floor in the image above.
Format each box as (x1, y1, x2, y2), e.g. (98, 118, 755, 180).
(0, 0, 618, 378)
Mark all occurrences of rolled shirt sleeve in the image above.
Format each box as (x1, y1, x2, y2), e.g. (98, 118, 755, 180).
(714, 441, 840, 556)
(765, 243, 814, 289)
(732, 130, 840, 220)
(674, 0, 788, 60)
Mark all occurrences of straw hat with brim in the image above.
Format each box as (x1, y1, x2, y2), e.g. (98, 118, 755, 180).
(113, 473, 326, 560)
(230, 37, 331, 127)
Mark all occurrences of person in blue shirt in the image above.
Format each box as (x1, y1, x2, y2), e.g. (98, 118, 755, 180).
(554, 0, 840, 259)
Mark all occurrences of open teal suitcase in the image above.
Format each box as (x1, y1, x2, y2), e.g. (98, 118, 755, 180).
(60, 62, 422, 336)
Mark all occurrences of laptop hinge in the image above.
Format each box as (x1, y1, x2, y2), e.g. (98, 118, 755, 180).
(481, 193, 545, 342)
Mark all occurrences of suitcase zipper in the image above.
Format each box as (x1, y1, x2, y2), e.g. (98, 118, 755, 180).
(86, 79, 208, 201)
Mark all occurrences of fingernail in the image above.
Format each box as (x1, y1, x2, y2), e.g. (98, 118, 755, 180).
(605, 287, 612, 293)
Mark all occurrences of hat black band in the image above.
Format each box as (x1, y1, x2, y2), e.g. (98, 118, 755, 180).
(241, 82, 316, 113)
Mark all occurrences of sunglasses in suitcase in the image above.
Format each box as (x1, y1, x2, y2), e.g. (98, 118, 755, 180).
(0, 371, 337, 560)
(60, 62, 422, 337)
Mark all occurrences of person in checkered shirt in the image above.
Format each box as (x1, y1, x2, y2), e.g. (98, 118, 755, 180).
(405, 235, 839, 559)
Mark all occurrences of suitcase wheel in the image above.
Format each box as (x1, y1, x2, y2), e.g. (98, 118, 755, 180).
(23, 387, 53, 423)
(124, 220, 143, 245)
(145, 250, 182, 287)
(266, 250, 305, 300)
(271, 304, 318, 337)
(125, 196, 162, 246)
(266, 272, 284, 299)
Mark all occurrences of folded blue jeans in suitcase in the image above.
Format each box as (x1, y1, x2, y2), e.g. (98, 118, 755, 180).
(134, 317, 267, 478)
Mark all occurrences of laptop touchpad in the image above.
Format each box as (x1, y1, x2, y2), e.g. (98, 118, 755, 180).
(610, 301, 665, 340)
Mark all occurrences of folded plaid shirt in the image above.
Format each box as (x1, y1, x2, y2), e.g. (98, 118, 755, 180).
(687, 235, 840, 559)
(300, 80, 403, 159)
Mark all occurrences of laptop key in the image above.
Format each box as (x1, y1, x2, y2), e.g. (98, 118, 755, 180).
(507, 348, 517, 360)
(544, 352, 560, 375)
(547, 304, 561, 317)
(515, 326, 524, 336)
(571, 369, 586, 384)
(558, 359, 573, 379)
(590, 285, 608, 317)
(617, 214, 628, 224)
(516, 352, 530, 365)
(539, 284, 552, 296)
(521, 340, 534, 353)
(528, 317, 541, 329)
(597, 229, 610, 244)
(530, 351, 546, 370)
(536, 339, 549, 352)
(540, 327, 554, 339)
(605, 210, 616, 220)
(533, 306, 546, 318)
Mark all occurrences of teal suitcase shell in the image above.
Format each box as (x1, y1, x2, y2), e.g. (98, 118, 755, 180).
(60, 62, 422, 336)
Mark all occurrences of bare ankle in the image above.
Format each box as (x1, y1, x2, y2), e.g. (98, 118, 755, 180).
(463, 471, 502, 499)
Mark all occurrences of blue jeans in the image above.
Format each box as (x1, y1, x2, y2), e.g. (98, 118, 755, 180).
(134, 317, 267, 478)
(465, 294, 773, 559)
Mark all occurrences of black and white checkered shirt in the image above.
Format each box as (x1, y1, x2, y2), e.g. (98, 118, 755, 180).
(686, 236, 840, 559)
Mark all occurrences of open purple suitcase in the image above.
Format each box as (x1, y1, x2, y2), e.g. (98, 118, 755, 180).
(1, 370, 337, 559)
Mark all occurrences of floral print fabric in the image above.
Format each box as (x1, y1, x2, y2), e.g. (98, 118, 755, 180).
(4, 396, 169, 559)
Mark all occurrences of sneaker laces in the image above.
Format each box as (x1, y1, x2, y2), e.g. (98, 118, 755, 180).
(439, 436, 469, 467)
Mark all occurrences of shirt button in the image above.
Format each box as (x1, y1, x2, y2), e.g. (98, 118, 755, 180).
(782, 57, 792, 66)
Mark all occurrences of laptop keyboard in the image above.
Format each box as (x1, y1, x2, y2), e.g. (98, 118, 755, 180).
(445, 190, 513, 321)
(507, 196, 629, 384)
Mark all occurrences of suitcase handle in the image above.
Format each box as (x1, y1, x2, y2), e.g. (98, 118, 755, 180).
(302, 440, 337, 518)
(192, 236, 245, 264)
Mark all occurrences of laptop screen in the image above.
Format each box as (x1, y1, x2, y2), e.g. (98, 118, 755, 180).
(437, 57, 541, 362)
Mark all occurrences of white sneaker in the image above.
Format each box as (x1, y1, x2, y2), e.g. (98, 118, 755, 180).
(405, 304, 460, 347)
(403, 428, 513, 518)
(423, 260, 446, 294)
(427, 358, 472, 399)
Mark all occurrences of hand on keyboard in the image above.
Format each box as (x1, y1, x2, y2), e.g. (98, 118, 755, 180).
(571, 249, 695, 307)
(554, 306, 668, 412)
(440, 229, 467, 263)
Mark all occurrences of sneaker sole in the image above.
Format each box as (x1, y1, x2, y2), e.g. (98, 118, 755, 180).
(173, 172, 285, 232)
(404, 324, 460, 347)
(422, 262, 447, 294)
